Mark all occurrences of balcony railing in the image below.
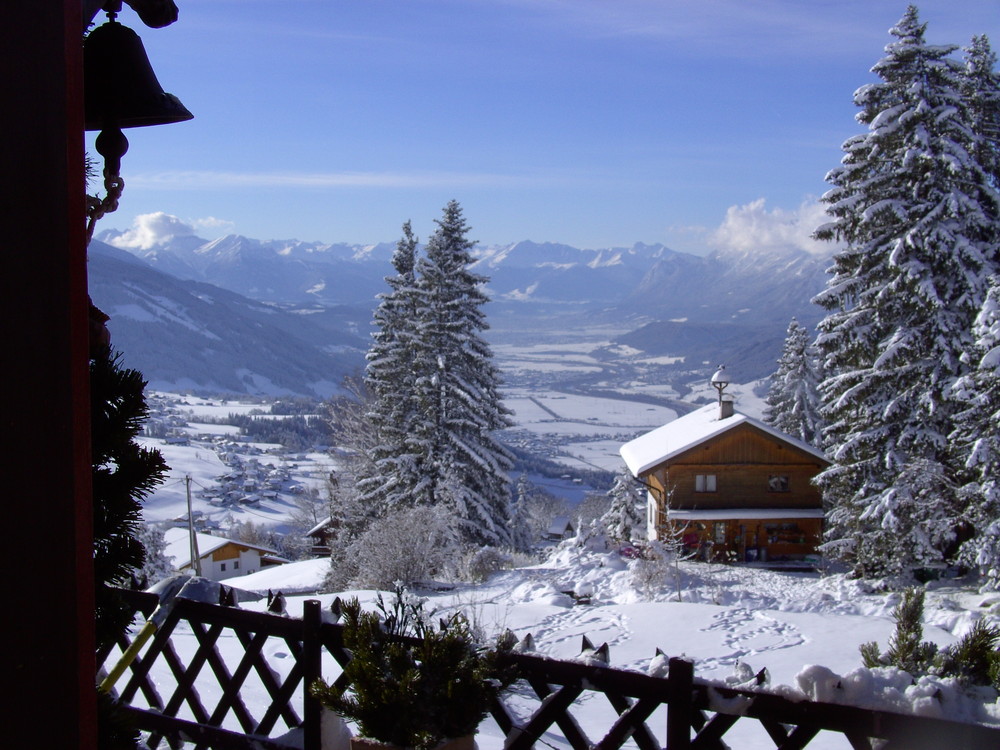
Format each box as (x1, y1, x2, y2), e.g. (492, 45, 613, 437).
(99, 587, 1000, 749)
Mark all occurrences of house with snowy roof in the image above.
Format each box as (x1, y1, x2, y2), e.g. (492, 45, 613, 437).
(544, 515, 576, 542)
(163, 527, 289, 582)
(619, 379, 829, 565)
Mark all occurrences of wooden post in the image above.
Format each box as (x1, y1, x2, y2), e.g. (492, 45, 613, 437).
(2, 1, 95, 747)
(303, 599, 323, 750)
(666, 658, 694, 750)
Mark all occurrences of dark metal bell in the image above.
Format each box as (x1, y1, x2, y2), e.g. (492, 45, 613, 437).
(84, 17, 193, 131)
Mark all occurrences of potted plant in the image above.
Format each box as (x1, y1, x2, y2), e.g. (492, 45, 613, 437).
(312, 586, 516, 750)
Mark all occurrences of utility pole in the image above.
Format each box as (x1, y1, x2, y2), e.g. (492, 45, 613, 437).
(186, 474, 202, 576)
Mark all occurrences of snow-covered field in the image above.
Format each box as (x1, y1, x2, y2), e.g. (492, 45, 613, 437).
(129, 390, 1000, 747)
(138, 381, 682, 530)
(120, 545, 1000, 750)
(139, 392, 338, 532)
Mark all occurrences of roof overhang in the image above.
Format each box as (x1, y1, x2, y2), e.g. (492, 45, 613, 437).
(667, 508, 825, 521)
(620, 403, 828, 477)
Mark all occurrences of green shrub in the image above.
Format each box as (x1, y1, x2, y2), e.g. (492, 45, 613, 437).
(311, 587, 515, 749)
(861, 587, 1000, 690)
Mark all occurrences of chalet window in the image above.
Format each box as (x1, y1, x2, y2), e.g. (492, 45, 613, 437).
(768, 475, 790, 492)
(695, 474, 717, 492)
(220, 563, 226, 571)
(234, 561, 239, 569)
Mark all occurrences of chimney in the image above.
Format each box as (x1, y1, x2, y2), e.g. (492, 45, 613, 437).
(720, 397, 734, 419)
(711, 365, 732, 418)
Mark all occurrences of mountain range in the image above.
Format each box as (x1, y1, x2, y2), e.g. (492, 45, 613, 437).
(88, 241, 365, 397)
(89, 228, 833, 396)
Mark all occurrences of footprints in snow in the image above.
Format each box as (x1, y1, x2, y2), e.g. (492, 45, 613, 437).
(697, 607, 804, 672)
(519, 602, 802, 678)
(529, 605, 631, 658)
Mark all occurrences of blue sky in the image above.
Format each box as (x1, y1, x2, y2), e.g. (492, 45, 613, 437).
(90, 1, 1000, 255)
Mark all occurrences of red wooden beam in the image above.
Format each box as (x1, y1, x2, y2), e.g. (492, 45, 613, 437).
(1, 1, 95, 746)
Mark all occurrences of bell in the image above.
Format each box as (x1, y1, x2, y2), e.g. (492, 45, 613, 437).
(84, 15, 193, 131)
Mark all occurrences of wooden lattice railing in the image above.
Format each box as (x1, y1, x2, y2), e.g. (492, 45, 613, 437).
(100, 587, 1000, 750)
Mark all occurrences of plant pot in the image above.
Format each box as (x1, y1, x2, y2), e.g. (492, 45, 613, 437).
(349, 734, 476, 750)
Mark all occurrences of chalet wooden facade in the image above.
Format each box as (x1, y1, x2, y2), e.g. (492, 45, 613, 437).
(164, 528, 288, 581)
(620, 401, 829, 564)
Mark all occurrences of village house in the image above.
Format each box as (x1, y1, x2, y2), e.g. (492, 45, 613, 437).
(544, 516, 576, 542)
(620, 383, 829, 565)
(164, 527, 288, 581)
(306, 517, 336, 557)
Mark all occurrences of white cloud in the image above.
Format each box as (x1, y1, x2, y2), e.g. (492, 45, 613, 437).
(108, 212, 197, 251)
(107, 212, 236, 249)
(710, 198, 833, 256)
(192, 216, 236, 234)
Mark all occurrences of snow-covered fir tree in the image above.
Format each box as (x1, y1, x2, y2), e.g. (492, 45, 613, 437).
(963, 35, 1000, 191)
(600, 466, 646, 544)
(358, 201, 515, 548)
(812, 7, 1000, 576)
(357, 222, 423, 516)
(133, 523, 174, 585)
(408, 201, 515, 547)
(951, 277, 1000, 586)
(763, 318, 823, 446)
(509, 474, 538, 550)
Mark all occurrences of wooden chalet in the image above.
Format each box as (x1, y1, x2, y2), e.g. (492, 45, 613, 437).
(620, 398, 829, 565)
(164, 528, 288, 582)
(306, 517, 336, 557)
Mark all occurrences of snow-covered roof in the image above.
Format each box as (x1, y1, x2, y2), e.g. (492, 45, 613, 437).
(164, 527, 277, 569)
(547, 516, 574, 535)
(306, 517, 332, 537)
(667, 508, 825, 521)
(619, 402, 828, 477)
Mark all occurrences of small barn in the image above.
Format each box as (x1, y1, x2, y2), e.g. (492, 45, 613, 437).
(306, 517, 336, 557)
(620, 399, 829, 564)
(164, 528, 288, 581)
(544, 516, 576, 542)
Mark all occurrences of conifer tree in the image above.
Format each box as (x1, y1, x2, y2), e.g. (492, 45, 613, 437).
(812, 7, 1000, 575)
(950, 277, 1000, 585)
(357, 222, 423, 516)
(763, 318, 823, 446)
(508, 474, 537, 550)
(92, 346, 168, 652)
(408, 201, 515, 546)
(133, 523, 173, 585)
(600, 466, 646, 544)
(963, 35, 1000, 190)
(359, 202, 514, 548)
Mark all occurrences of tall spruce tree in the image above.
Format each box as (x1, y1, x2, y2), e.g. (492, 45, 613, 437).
(408, 201, 515, 547)
(951, 278, 1000, 585)
(763, 318, 823, 446)
(358, 222, 423, 516)
(359, 202, 515, 548)
(812, 7, 1000, 576)
(963, 35, 1000, 191)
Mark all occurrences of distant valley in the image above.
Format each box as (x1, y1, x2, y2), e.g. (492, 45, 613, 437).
(89, 228, 832, 404)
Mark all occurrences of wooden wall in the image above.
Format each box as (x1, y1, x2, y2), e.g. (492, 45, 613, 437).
(644, 424, 826, 511)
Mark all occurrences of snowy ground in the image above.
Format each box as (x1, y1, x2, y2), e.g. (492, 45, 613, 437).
(129, 391, 1000, 746)
(116, 544, 1000, 750)
(137, 383, 679, 532)
(139, 392, 339, 533)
